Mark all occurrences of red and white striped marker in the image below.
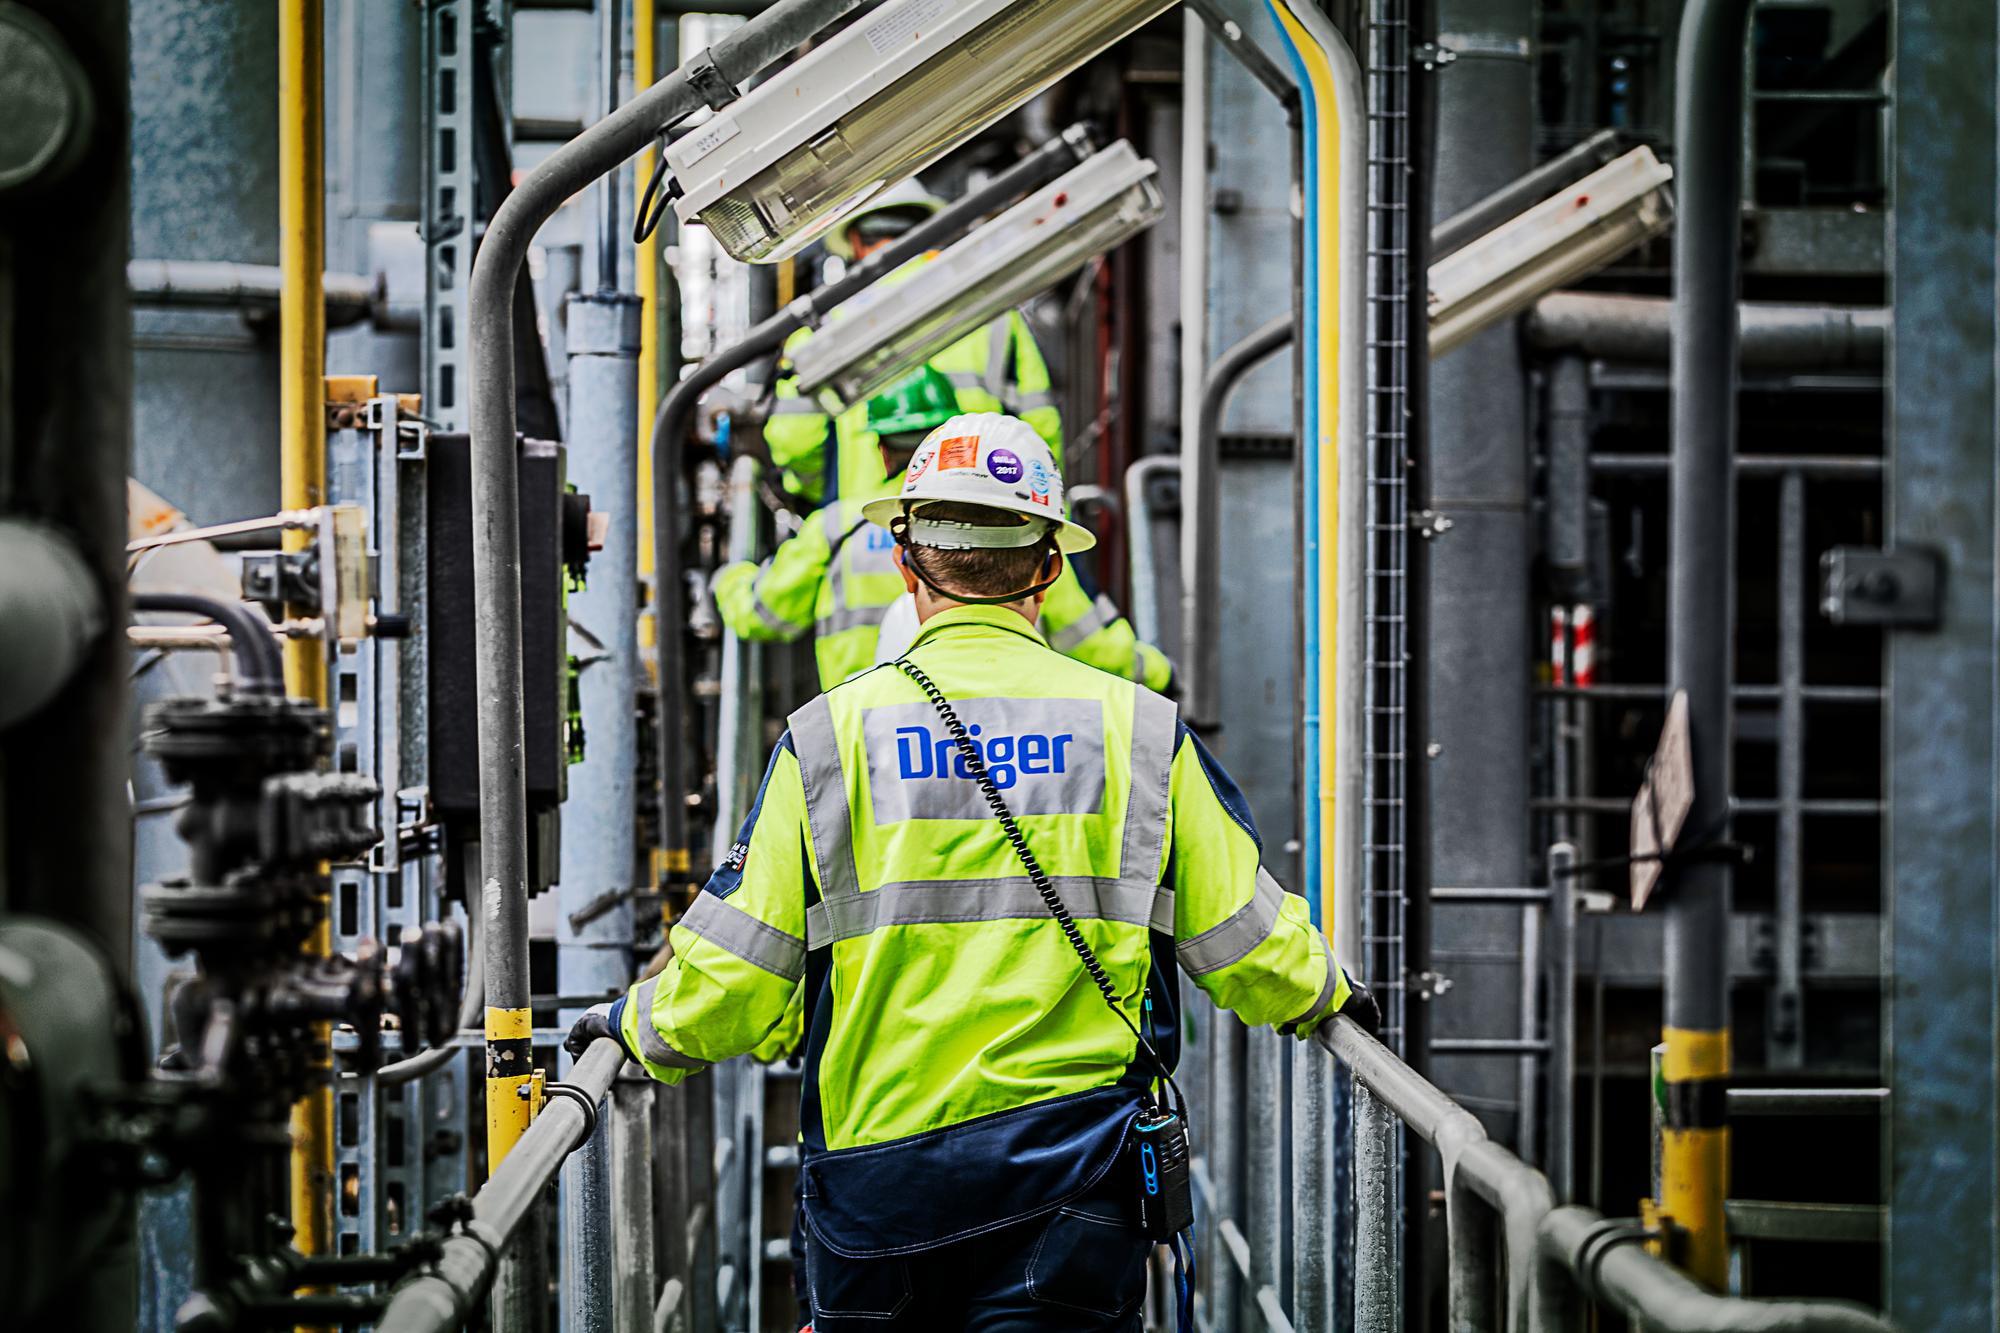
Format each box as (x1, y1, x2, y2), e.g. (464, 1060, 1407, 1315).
(1571, 604, 1597, 689)
(1551, 606, 1570, 687)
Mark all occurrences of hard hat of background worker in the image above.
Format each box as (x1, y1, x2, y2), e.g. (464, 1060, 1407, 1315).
(823, 177, 946, 261)
(861, 412, 1096, 554)
(865, 365, 961, 451)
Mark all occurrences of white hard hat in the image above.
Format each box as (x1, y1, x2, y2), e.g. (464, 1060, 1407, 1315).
(823, 177, 946, 261)
(861, 413, 1097, 555)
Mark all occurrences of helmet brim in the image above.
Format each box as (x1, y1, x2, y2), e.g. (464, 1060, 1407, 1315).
(860, 495, 1097, 555)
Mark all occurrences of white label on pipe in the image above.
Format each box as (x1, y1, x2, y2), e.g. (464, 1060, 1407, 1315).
(864, 0, 956, 54)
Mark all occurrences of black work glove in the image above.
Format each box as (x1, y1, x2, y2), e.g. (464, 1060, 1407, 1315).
(1337, 976, 1383, 1038)
(564, 1001, 619, 1059)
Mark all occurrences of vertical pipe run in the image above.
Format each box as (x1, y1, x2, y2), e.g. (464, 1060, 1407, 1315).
(635, 0, 660, 674)
(1770, 471, 1805, 1070)
(1549, 842, 1577, 1202)
(1665, 0, 1752, 1288)
(612, 1075, 659, 1332)
(1176, 8, 1212, 723)
(597, 0, 623, 291)
(279, 0, 334, 1273)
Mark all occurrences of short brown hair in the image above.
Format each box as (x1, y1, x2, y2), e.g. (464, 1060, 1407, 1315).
(904, 501, 1055, 601)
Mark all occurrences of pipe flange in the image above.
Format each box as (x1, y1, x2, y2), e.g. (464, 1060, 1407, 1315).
(684, 48, 740, 113)
(542, 1080, 601, 1145)
(0, 7, 95, 197)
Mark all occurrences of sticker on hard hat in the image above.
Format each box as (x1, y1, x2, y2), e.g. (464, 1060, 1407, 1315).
(986, 448, 1024, 484)
(936, 436, 979, 470)
(1025, 457, 1056, 506)
(906, 446, 934, 485)
(862, 698, 1105, 822)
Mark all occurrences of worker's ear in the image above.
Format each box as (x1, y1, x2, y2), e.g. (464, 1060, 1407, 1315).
(893, 543, 919, 594)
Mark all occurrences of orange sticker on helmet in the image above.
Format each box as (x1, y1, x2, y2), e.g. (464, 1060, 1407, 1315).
(935, 436, 980, 470)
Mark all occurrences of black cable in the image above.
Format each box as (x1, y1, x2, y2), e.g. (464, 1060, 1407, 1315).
(894, 656, 1183, 1112)
(633, 136, 678, 244)
(131, 591, 285, 694)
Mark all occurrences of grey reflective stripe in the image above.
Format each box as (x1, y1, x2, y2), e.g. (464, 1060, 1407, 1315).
(1120, 686, 1177, 887)
(818, 603, 888, 636)
(805, 875, 1159, 949)
(628, 977, 709, 1070)
(678, 891, 806, 981)
(1150, 887, 1178, 934)
(944, 370, 984, 390)
(790, 695, 862, 903)
(1177, 866, 1286, 976)
(772, 396, 826, 415)
(1130, 648, 1146, 683)
(1282, 950, 1341, 1033)
(1049, 592, 1119, 653)
(753, 589, 803, 634)
(824, 507, 854, 617)
(1006, 388, 1057, 413)
(983, 317, 1013, 401)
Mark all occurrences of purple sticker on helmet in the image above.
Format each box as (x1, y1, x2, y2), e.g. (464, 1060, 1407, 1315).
(986, 447, 1024, 484)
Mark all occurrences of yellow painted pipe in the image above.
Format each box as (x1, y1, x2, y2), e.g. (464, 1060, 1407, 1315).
(486, 1005, 536, 1164)
(279, 0, 333, 1276)
(1661, 1024, 1732, 1286)
(635, 0, 660, 659)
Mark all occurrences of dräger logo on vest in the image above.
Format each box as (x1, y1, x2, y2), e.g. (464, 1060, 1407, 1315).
(861, 697, 1106, 823)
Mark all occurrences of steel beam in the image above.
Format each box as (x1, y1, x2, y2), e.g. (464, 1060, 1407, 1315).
(1884, 4, 2000, 1327)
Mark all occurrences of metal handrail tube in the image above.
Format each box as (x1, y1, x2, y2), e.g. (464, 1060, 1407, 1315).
(1432, 129, 1623, 261)
(464, 0, 869, 1169)
(1319, 1016, 1895, 1331)
(1537, 1206, 1895, 1333)
(375, 1038, 627, 1333)
(649, 129, 1091, 853)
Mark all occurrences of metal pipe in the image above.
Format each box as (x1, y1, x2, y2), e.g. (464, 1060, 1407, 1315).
(468, 0, 872, 1173)
(0, 520, 104, 728)
(634, 0, 662, 698)
(1771, 472, 1805, 1069)
(612, 1073, 659, 1332)
(126, 260, 391, 328)
(1545, 355, 1591, 597)
(1588, 453, 1882, 477)
(1121, 454, 1179, 647)
(131, 592, 284, 694)
(376, 1039, 627, 1333)
(1245, 1033, 1283, 1329)
(1538, 1205, 1895, 1332)
(1176, 2, 1210, 722)
(1432, 128, 1622, 261)
(278, 0, 335, 1268)
(1549, 842, 1578, 1202)
(597, 0, 623, 291)
(1291, 1033, 1337, 1332)
(561, 1115, 615, 1333)
(1526, 292, 1887, 368)
(1351, 1078, 1400, 1333)
(1183, 313, 1293, 729)
(1665, 0, 1754, 1288)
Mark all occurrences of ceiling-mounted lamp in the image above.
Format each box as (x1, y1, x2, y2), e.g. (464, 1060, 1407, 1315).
(665, 0, 1176, 264)
(785, 139, 1164, 409)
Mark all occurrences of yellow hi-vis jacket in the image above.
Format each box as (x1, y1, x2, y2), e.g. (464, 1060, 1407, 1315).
(613, 604, 1347, 1256)
(766, 282, 1062, 507)
(710, 476, 1175, 693)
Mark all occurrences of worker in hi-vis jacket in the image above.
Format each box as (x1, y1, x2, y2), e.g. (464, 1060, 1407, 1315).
(712, 365, 1175, 694)
(762, 178, 1064, 510)
(571, 414, 1378, 1331)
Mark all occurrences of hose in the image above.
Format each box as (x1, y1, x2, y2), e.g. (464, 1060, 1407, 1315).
(130, 591, 285, 695)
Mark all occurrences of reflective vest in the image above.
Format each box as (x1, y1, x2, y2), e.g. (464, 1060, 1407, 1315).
(615, 605, 1345, 1255)
(711, 479, 1176, 692)
(766, 265, 1062, 507)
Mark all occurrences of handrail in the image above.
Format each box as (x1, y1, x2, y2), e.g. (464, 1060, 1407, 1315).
(376, 1039, 627, 1333)
(1315, 1016, 1895, 1332)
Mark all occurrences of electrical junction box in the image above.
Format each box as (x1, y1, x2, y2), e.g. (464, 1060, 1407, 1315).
(665, 0, 1175, 262)
(426, 434, 591, 898)
(787, 140, 1164, 408)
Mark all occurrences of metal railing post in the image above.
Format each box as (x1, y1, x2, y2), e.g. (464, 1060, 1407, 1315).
(612, 1072, 659, 1333)
(1352, 1078, 1401, 1333)
(1548, 844, 1578, 1204)
(562, 1111, 615, 1333)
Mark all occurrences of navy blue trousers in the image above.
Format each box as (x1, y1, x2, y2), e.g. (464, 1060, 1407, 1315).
(798, 1172, 1150, 1332)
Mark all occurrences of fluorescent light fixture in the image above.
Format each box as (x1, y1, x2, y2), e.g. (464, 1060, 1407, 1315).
(666, 0, 1176, 264)
(786, 140, 1164, 408)
(1428, 145, 1675, 356)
